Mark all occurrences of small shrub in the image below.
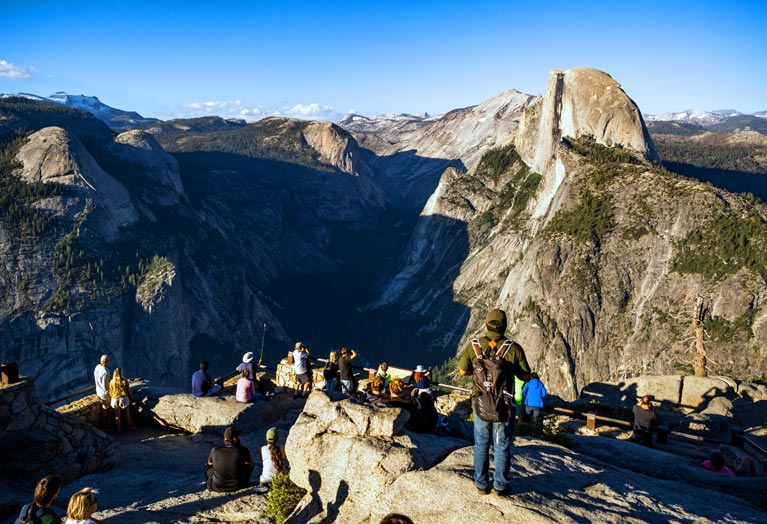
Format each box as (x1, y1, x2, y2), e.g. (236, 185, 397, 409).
(266, 473, 307, 524)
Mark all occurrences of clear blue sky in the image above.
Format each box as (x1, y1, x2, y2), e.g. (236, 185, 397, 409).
(2, 0, 765, 121)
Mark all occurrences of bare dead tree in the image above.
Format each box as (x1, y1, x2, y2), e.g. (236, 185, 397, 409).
(693, 296, 709, 376)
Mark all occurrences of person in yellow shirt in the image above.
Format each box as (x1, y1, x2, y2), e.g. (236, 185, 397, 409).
(108, 368, 134, 434)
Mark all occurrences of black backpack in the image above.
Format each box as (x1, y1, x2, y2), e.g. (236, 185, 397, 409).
(15, 503, 56, 524)
(471, 337, 513, 423)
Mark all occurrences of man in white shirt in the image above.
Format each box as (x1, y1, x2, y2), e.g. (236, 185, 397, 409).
(291, 342, 311, 399)
(93, 354, 112, 428)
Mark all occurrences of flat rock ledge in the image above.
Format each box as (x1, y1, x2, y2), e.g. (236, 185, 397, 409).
(132, 385, 285, 434)
(285, 391, 767, 524)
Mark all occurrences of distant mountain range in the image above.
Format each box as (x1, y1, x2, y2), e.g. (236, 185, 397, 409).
(0, 92, 161, 132)
(4, 90, 765, 134)
(644, 109, 767, 135)
(645, 109, 767, 124)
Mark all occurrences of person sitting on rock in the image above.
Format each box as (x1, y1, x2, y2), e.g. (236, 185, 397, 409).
(253, 427, 288, 494)
(236, 368, 271, 403)
(376, 362, 392, 392)
(323, 350, 340, 392)
(63, 487, 101, 524)
(236, 352, 256, 377)
(205, 427, 254, 492)
(702, 450, 736, 476)
(407, 390, 439, 434)
(412, 365, 433, 396)
(108, 367, 134, 434)
(385, 378, 411, 405)
(631, 395, 657, 446)
(15, 474, 63, 524)
(192, 361, 222, 397)
(366, 374, 388, 403)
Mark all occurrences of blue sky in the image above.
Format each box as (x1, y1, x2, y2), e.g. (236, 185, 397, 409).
(1, 0, 765, 121)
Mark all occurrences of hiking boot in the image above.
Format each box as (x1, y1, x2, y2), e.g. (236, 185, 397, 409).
(476, 485, 490, 495)
(492, 485, 509, 496)
(253, 485, 269, 494)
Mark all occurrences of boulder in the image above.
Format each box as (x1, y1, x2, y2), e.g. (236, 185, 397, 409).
(289, 433, 767, 524)
(580, 375, 682, 407)
(285, 391, 467, 523)
(569, 435, 767, 511)
(373, 440, 765, 523)
(132, 385, 284, 434)
(701, 395, 734, 417)
(681, 376, 738, 411)
(434, 392, 472, 418)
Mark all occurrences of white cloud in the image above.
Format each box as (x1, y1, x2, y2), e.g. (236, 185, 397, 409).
(182, 98, 342, 122)
(286, 103, 335, 118)
(0, 59, 36, 79)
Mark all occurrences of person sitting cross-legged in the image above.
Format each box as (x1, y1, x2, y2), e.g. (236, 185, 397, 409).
(205, 427, 254, 492)
(253, 427, 288, 493)
(236, 368, 271, 403)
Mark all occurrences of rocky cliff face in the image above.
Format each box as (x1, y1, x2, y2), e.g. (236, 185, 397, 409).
(2, 69, 766, 402)
(0, 105, 388, 399)
(17, 126, 140, 241)
(359, 68, 767, 398)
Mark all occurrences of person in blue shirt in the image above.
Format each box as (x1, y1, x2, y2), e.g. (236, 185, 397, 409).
(192, 361, 222, 397)
(522, 372, 547, 435)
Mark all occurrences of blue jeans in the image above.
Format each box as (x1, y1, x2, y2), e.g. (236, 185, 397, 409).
(340, 379, 353, 395)
(525, 405, 541, 422)
(473, 405, 515, 490)
(325, 378, 338, 392)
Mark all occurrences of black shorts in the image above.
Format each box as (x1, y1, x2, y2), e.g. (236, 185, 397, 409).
(295, 372, 310, 384)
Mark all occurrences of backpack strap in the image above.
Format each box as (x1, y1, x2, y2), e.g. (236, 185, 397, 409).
(471, 339, 484, 359)
(496, 339, 513, 360)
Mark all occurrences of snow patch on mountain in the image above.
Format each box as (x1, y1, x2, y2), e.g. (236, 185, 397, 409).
(644, 108, 767, 125)
(1, 91, 160, 131)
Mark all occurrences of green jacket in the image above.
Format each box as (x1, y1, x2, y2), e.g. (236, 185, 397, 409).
(458, 330, 531, 395)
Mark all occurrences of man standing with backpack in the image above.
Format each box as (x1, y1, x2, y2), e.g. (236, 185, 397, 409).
(458, 308, 531, 496)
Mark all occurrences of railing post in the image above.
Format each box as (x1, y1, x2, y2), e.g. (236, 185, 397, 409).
(586, 412, 598, 430)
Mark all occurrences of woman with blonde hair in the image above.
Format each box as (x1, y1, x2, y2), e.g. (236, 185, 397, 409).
(108, 367, 133, 434)
(323, 350, 340, 392)
(64, 487, 101, 524)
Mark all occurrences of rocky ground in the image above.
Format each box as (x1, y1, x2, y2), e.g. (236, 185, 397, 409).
(3, 392, 305, 524)
(4, 376, 766, 524)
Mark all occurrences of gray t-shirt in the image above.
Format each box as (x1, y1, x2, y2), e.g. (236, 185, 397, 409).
(292, 349, 308, 375)
(94, 363, 110, 399)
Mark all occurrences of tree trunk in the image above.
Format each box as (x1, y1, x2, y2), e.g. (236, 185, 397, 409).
(693, 296, 707, 377)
